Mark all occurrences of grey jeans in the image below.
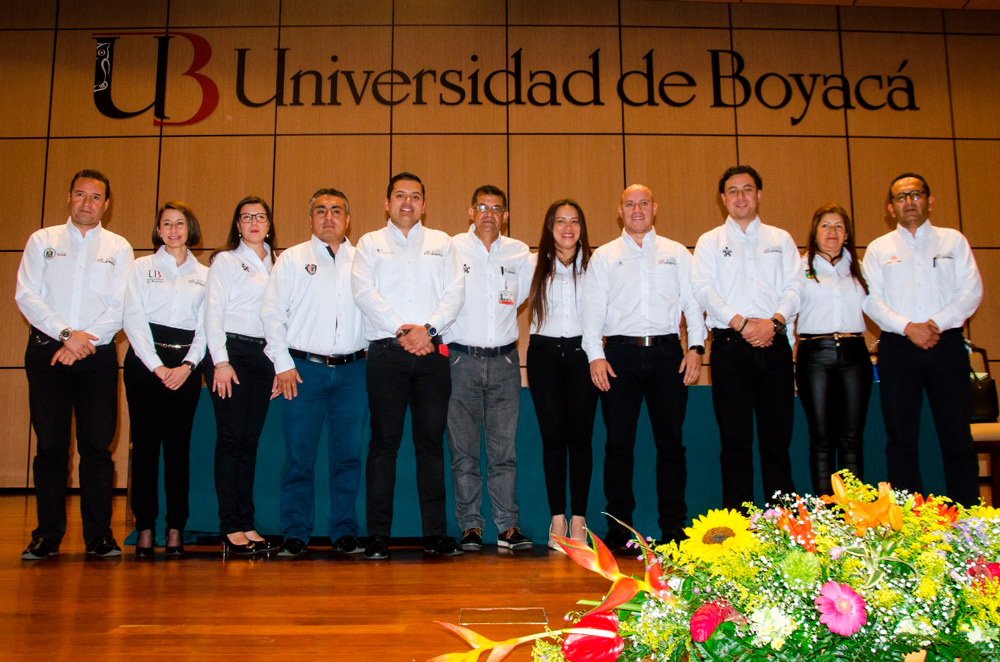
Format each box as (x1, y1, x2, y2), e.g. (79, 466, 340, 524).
(446, 349, 521, 532)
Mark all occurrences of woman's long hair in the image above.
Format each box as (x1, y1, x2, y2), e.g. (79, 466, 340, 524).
(210, 196, 276, 263)
(805, 203, 867, 294)
(528, 199, 591, 330)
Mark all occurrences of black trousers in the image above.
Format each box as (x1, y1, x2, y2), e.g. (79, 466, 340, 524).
(796, 336, 872, 496)
(206, 336, 273, 535)
(526, 335, 598, 518)
(365, 341, 450, 537)
(878, 329, 979, 506)
(710, 330, 795, 510)
(123, 325, 202, 532)
(25, 336, 118, 544)
(599, 339, 688, 537)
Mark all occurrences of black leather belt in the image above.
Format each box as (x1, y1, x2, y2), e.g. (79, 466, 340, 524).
(800, 332, 864, 341)
(289, 348, 366, 366)
(29, 327, 57, 346)
(606, 334, 678, 347)
(226, 332, 265, 345)
(448, 342, 516, 358)
(529, 334, 582, 350)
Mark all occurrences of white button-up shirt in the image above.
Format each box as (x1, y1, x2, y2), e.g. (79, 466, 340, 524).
(692, 217, 802, 330)
(351, 220, 465, 342)
(528, 252, 586, 337)
(444, 225, 530, 347)
(582, 228, 706, 362)
(205, 241, 273, 364)
(861, 221, 982, 335)
(795, 251, 867, 335)
(15, 219, 134, 346)
(123, 247, 208, 371)
(261, 235, 366, 374)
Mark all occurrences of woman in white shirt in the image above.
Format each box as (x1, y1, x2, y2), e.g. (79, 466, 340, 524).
(205, 196, 277, 556)
(526, 199, 597, 549)
(123, 202, 208, 557)
(796, 203, 872, 495)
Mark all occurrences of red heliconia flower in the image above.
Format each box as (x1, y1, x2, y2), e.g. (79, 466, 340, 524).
(690, 601, 728, 642)
(561, 612, 625, 662)
(967, 556, 1000, 591)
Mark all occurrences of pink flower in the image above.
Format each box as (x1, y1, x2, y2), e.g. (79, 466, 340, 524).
(814, 581, 867, 636)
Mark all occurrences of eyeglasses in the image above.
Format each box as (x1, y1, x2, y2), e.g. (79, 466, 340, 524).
(239, 213, 269, 224)
(892, 190, 927, 204)
(474, 203, 505, 214)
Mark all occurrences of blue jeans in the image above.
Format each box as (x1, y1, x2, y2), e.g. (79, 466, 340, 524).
(279, 356, 368, 542)
(446, 349, 521, 532)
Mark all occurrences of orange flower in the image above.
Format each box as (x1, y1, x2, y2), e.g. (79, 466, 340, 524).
(823, 473, 903, 535)
(912, 494, 958, 527)
(778, 502, 817, 552)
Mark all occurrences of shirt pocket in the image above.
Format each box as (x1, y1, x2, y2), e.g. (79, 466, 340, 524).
(89, 261, 117, 296)
(654, 259, 680, 301)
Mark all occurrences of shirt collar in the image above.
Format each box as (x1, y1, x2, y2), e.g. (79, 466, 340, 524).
(310, 233, 350, 256)
(895, 220, 932, 244)
(387, 219, 422, 245)
(66, 218, 103, 241)
(468, 224, 503, 254)
(811, 249, 852, 277)
(236, 239, 272, 266)
(621, 227, 656, 252)
(153, 245, 196, 271)
(725, 216, 761, 241)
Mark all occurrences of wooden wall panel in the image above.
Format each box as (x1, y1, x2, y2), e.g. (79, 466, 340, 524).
(731, 3, 838, 28)
(957, 140, 1000, 247)
(944, 8, 1000, 31)
(157, 136, 275, 249)
(167, 0, 279, 27)
(841, 32, 951, 138)
(56, 0, 167, 29)
(272, 134, 391, 244)
(847, 137, 960, 246)
(0, 371, 31, 487)
(2, 253, 31, 368)
(0, 30, 55, 138)
(390, 134, 508, 239)
(275, 27, 392, 135)
(0, 140, 47, 250)
(968, 249, 1000, 361)
(43, 138, 160, 248)
(395, 0, 504, 24)
(731, 30, 846, 136)
(508, 0, 619, 25)
(623, 135, 737, 247)
(948, 35, 1000, 140)
(508, 134, 624, 247)
(622, 0, 729, 27)
(620, 28, 735, 135)
(839, 7, 945, 30)
(0, 0, 57, 29)
(506, 27, 622, 134)
(737, 136, 852, 242)
(282, 0, 392, 25)
(392, 26, 507, 134)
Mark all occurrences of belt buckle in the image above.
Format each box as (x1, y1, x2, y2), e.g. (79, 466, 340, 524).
(639, 336, 654, 347)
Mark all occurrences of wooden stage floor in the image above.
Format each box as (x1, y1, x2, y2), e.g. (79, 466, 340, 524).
(1, 494, 636, 661)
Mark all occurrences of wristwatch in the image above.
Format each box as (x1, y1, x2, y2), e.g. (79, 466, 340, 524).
(424, 323, 437, 337)
(689, 345, 705, 355)
(59, 328, 72, 342)
(182, 361, 196, 372)
(771, 318, 787, 335)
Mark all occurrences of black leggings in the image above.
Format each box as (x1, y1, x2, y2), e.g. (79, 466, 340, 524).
(796, 335, 872, 495)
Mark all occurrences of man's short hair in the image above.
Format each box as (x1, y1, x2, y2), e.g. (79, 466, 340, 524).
(309, 187, 351, 216)
(69, 168, 112, 201)
(471, 184, 507, 210)
(718, 165, 763, 193)
(889, 172, 931, 198)
(386, 172, 424, 199)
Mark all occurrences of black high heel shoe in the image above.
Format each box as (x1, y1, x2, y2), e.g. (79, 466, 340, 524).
(135, 529, 154, 558)
(165, 529, 184, 556)
(220, 535, 260, 557)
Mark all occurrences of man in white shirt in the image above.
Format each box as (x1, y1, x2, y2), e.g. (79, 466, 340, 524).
(261, 188, 368, 558)
(583, 184, 706, 551)
(692, 165, 801, 511)
(446, 185, 533, 552)
(351, 172, 466, 560)
(15, 169, 134, 559)
(862, 173, 982, 506)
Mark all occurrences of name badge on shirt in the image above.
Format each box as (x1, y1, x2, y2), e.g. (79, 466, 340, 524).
(499, 290, 514, 305)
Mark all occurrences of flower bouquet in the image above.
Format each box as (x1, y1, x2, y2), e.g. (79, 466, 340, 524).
(430, 472, 1000, 661)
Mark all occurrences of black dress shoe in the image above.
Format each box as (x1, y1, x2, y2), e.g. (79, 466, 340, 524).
(424, 535, 463, 556)
(21, 537, 59, 560)
(364, 535, 390, 560)
(602, 528, 633, 554)
(247, 537, 277, 554)
(85, 535, 122, 557)
(331, 535, 363, 554)
(165, 530, 184, 556)
(278, 537, 307, 557)
(135, 545, 154, 558)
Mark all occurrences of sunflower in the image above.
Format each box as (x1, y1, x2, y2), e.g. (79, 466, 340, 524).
(681, 509, 755, 563)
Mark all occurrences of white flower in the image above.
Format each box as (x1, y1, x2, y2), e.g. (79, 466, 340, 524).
(895, 617, 936, 638)
(965, 622, 999, 644)
(749, 606, 795, 650)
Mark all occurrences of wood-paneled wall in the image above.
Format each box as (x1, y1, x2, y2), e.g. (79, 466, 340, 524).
(2, 0, 998, 487)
